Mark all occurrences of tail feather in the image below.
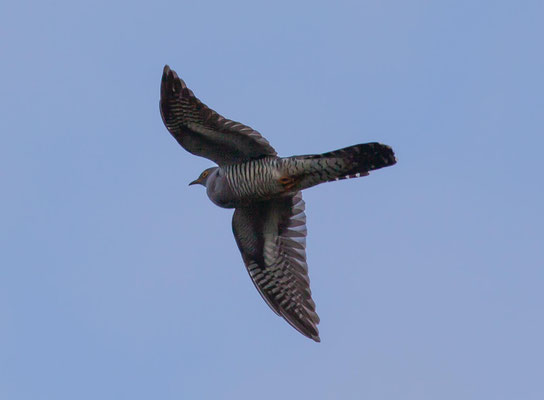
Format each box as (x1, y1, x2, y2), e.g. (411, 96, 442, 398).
(317, 142, 396, 182)
(285, 143, 396, 191)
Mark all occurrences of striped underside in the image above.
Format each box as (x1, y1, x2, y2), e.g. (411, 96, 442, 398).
(222, 143, 396, 200)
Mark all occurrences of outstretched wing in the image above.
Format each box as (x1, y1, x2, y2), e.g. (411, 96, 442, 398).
(232, 192, 320, 342)
(160, 65, 277, 166)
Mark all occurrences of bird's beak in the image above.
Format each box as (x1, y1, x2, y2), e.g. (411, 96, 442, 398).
(188, 179, 199, 186)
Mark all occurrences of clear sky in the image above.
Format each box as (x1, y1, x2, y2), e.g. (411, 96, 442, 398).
(1, 1, 543, 399)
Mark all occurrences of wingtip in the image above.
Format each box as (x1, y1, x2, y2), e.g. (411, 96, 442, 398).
(162, 64, 176, 84)
(312, 335, 321, 343)
(162, 65, 175, 84)
(161, 64, 187, 94)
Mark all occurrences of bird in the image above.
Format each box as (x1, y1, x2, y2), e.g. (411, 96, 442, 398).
(159, 65, 396, 342)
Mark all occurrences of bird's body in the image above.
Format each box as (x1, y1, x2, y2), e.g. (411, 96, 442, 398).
(203, 143, 396, 208)
(160, 65, 396, 342)
(205, 158, 285, 208)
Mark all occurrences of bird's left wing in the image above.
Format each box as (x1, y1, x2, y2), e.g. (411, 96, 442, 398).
(160, 65, 277, 166)
(231, 192, 320, 342)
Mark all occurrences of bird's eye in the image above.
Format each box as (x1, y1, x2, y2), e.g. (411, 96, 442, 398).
(202, 171, 209, 177)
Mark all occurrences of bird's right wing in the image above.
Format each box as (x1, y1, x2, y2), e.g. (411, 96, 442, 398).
(160, 65, 277, 166)
(231, 192, 320, 342)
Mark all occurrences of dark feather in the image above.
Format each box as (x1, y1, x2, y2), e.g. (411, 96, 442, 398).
(160, 65, 277, 166)
(232, 192, 320, 342)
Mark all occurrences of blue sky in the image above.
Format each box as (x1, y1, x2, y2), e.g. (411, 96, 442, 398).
(1, 1, 543, 399)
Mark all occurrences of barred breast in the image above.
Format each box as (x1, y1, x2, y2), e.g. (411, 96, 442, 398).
(222, 157, 286, 203)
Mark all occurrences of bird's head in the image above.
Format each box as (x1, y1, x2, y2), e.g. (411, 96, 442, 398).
(189, 167, 218, 187)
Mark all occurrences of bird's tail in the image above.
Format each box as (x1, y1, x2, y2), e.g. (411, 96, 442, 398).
(283, 143, 396, 190)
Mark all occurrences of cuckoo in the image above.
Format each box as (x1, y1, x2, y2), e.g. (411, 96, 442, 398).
(159, 65, 396, 342)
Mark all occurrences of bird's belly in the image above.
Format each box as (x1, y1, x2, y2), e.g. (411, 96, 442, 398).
(209, 167, 291, 208)
(208, 189, 291, 209)
(208, 193, 237, 209)
(225, 169, 289, 203)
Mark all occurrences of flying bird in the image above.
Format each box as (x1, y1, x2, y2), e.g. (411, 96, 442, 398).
(159, 65, 396, 342)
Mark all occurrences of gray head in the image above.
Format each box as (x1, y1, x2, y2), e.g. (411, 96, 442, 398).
(189, 167, 218, 187)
